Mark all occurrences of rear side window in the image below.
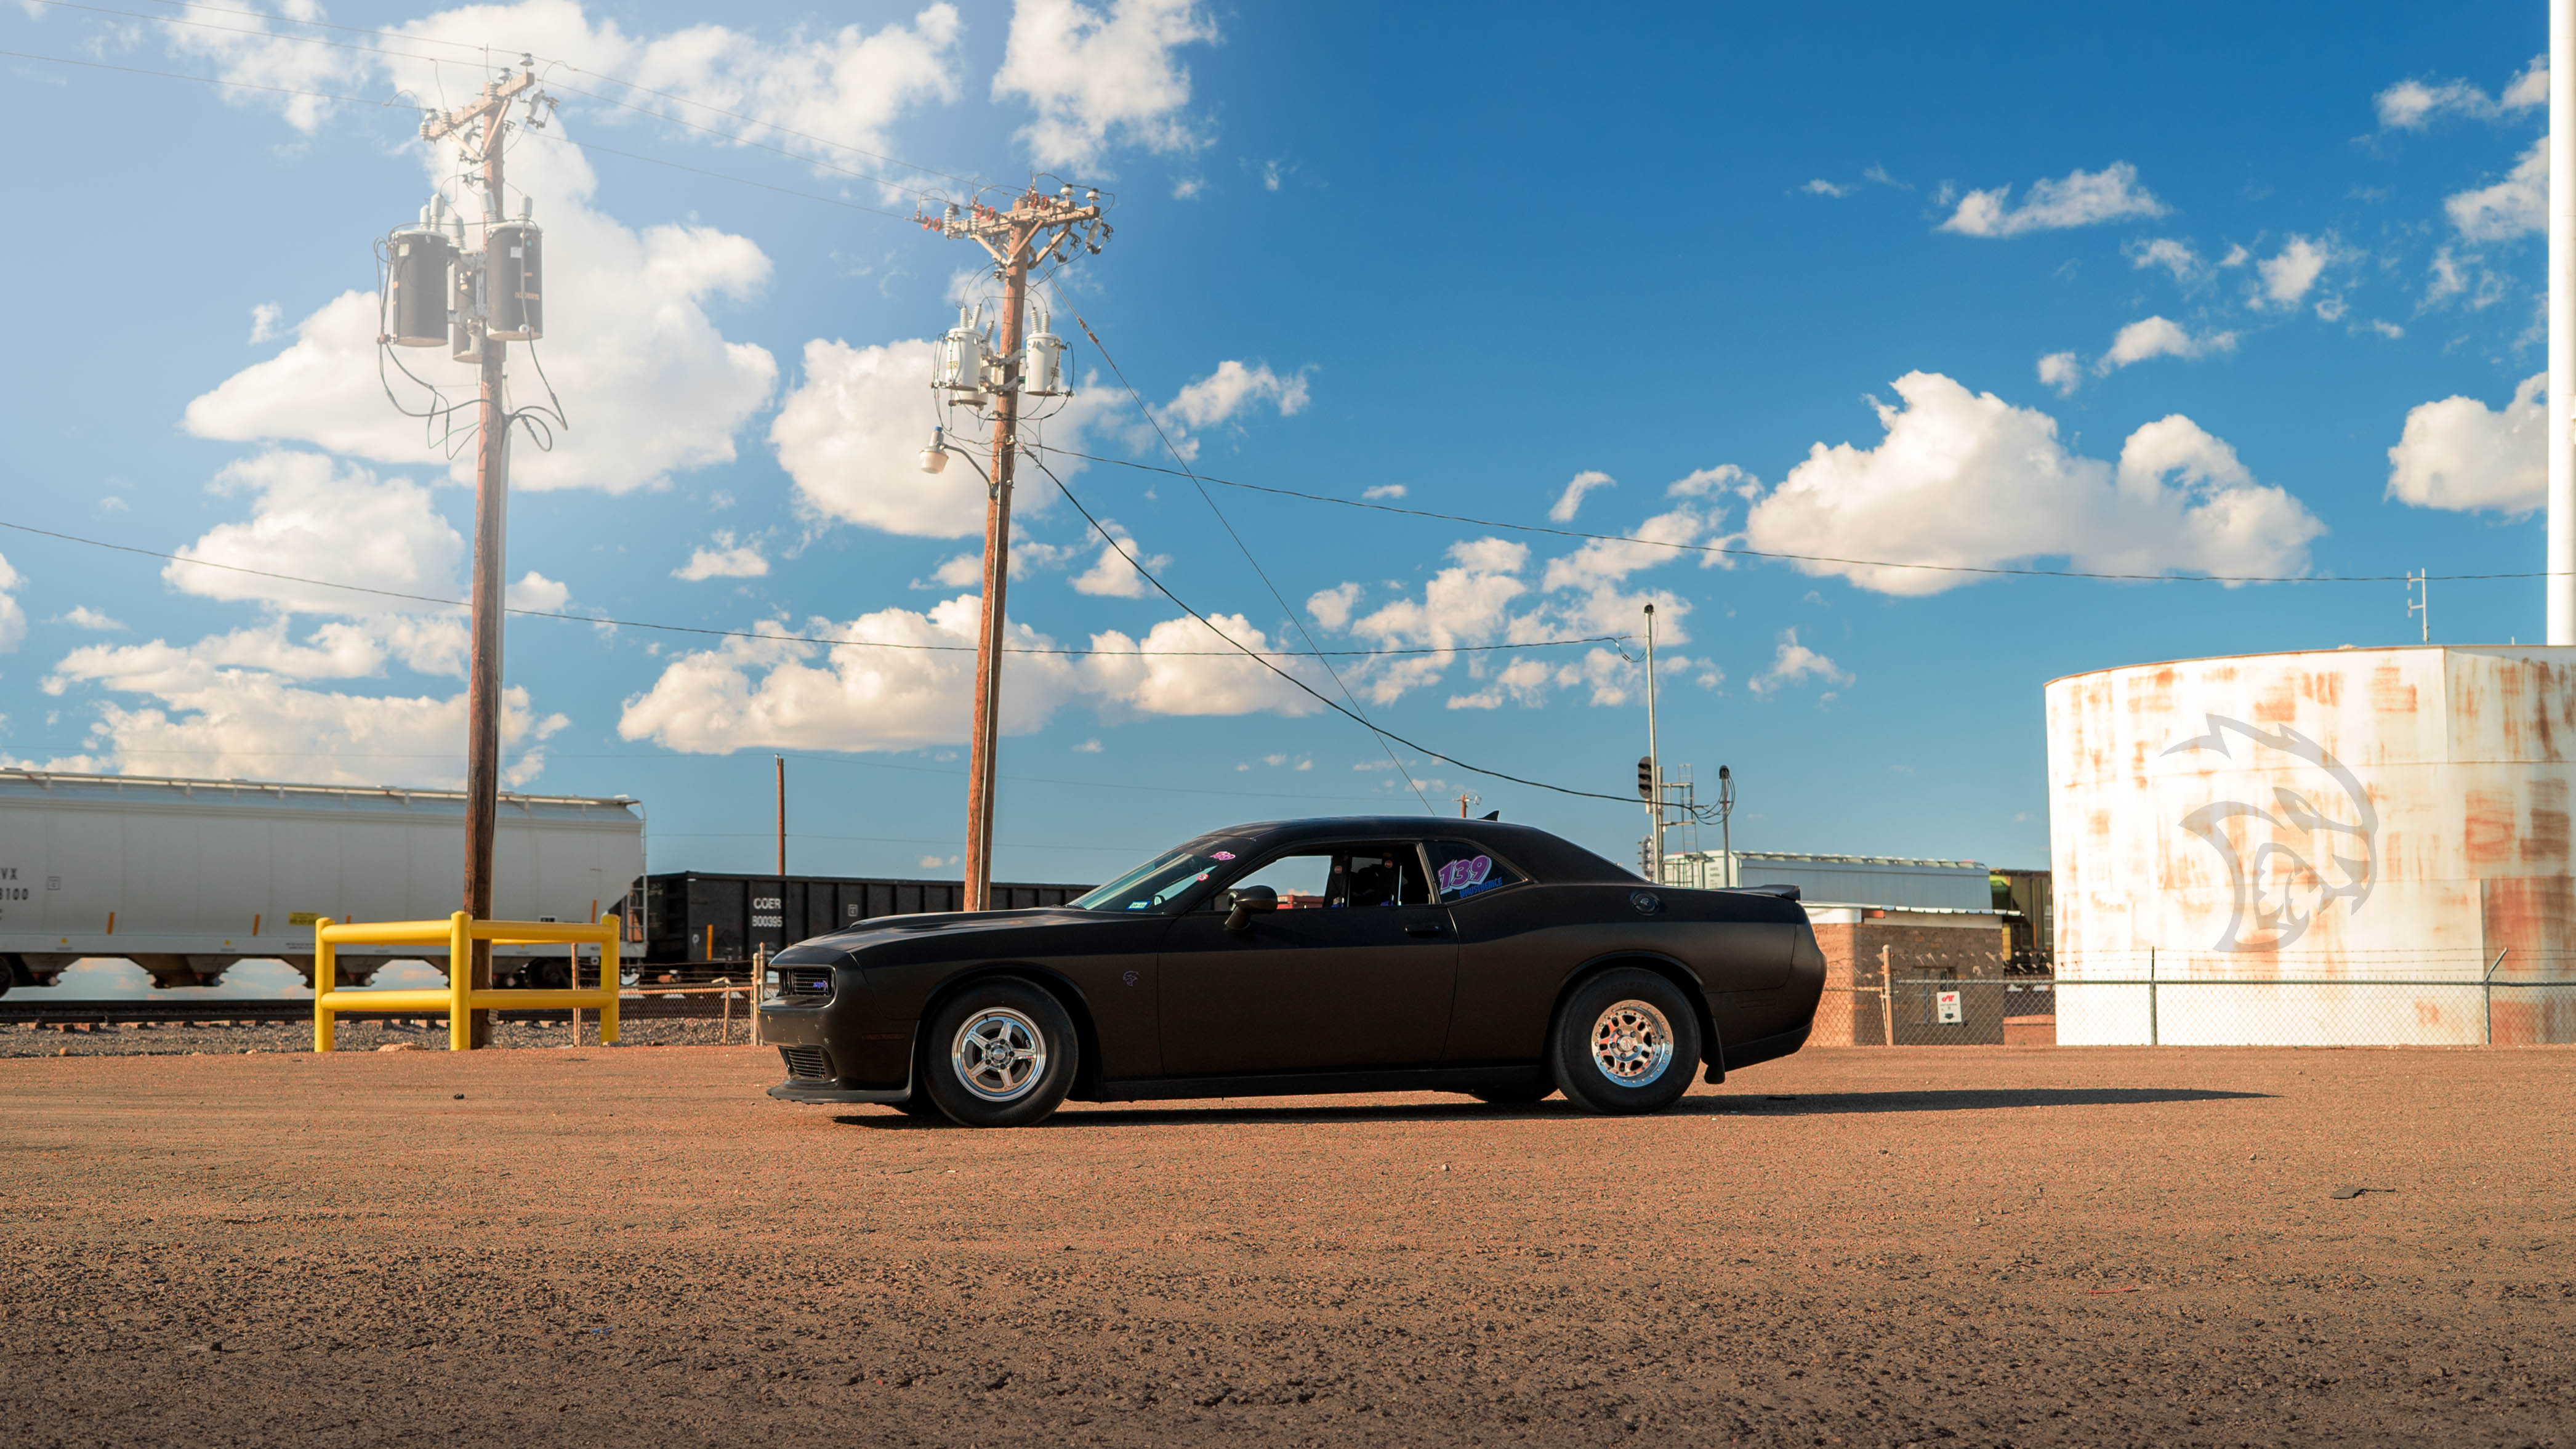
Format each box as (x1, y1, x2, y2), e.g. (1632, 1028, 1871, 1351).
(1425, 841, 1524, 902)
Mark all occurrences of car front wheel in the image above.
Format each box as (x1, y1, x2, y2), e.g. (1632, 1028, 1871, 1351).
(1550, 967, 1702, 1115)
(920, 980, 1079, 1128)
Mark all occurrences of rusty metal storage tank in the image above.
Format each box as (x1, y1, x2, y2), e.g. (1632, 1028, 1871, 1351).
(2045, 645, 2576, 1044)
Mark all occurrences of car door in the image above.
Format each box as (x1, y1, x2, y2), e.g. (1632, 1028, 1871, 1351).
(1156, 841, 1458, 1076)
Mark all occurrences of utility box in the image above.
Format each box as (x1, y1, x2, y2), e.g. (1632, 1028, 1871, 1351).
(0, 769, 642, 991)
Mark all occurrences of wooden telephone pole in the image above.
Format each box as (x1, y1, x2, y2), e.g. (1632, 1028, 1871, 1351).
(920, 187, 1107, 910)
(422, 64, 536, 1044)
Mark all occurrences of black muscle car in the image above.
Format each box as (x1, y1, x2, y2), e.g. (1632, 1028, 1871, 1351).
(759, 817, 1826, 1126)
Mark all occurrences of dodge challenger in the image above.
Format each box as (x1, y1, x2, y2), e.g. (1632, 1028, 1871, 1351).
(759, 816, 1825, 1126)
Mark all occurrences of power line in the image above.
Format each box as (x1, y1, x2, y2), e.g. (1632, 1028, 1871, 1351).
(1029, 454, 1637, 807)
(104, 0, 983, 189)
(1048, 284, 1442, 817)
(0, 516, 1625, 660)
(0, 44, 417, 109)
(1041, 447, 2558, 586)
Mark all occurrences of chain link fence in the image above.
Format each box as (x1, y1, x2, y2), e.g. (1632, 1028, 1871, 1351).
(1818, 947, 2575, 1046)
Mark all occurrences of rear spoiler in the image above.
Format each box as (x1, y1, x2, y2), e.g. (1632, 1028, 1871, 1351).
(1731, 884, 1802, 902)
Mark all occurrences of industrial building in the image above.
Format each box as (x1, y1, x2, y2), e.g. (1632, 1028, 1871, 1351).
(1663, 849, 2043, 1043)
(2047, 645, 2576, 1045)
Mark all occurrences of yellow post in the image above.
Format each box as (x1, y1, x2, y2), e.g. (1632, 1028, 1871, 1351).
(600, 913, 622, 1046)
(312, 918, 337, 1054)
(448, 910, 473, 1052)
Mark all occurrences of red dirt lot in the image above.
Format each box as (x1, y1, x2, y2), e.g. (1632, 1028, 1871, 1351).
(3, 1044, 2571, 1448)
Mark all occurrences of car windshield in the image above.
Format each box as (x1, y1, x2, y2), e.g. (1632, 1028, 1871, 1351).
(1070, 842, 1245, 913)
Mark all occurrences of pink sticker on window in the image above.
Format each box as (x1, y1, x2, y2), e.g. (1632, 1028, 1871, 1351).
(1436, 855, 1493, 894)
(1210, 851, 1236, 861)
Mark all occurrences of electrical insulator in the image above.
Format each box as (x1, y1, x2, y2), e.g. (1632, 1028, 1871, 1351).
(386, 205, 453, 348)
(933, 308, 989, 399)
(485, 212, 542, 341)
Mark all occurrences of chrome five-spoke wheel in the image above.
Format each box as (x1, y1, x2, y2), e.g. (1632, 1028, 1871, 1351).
(922, 980, 1079, 1128)
(951, 1008, 1048, 1103)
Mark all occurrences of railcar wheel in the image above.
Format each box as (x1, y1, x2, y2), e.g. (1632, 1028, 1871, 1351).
(1549, 968, 1701, 1115)
(920, 980, 1078, 1128)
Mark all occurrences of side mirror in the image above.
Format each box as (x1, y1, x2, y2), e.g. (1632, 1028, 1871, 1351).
(1224, 884, 1278, 932)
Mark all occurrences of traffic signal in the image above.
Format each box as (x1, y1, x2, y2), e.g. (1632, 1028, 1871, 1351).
(1636, 756, 1654, 799)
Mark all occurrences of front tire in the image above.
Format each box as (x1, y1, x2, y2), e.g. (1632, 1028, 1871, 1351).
(919, 979, 1078, 1128)
(1549, 968, 1701, 1115)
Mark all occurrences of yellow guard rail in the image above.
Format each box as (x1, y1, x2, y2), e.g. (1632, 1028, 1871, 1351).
(312, 912, 623, 1052)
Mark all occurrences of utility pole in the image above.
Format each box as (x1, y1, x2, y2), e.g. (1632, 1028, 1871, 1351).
(420, 62, 539, 1046)
(918, 187, 1108, 910)
(1643, 602, 1664, 885)
(775, 754, 788, 876)
(2407, 569, 2429, 644)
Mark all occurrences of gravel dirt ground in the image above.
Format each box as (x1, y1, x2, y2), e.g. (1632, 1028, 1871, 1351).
(2, 1044, 2570, 1448)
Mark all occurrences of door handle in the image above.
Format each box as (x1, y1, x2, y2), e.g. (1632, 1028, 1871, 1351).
(1405, 924, 1444, 938)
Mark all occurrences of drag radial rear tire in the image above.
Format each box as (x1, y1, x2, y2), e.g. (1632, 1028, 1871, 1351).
(1549, 967, 1701, 1115)
(919, 979, 1078, 1128)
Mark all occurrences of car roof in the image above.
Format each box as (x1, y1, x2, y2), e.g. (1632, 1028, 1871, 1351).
(1189, 816, 1638, 884)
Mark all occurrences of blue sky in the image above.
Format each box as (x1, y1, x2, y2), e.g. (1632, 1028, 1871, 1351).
(0, 0, 2556, 886)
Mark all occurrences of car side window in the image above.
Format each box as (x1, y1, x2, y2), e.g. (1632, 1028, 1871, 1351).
(1425, 840, 1524, 902)
(1226, 852, 1336, 909)
(1335, 846, 1432, 908)
(1222, 846, 1433, 908)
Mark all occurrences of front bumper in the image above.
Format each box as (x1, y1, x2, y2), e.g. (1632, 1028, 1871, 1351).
(766, 1075, 912, 1104)
(759, 980, 916, 1101)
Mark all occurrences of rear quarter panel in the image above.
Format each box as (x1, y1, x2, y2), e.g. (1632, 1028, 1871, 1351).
(1444, 884, 1805, 1063)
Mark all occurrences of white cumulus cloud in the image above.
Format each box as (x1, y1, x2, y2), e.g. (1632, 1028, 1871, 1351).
(1069, 520, 1169, 598)
(771, 337, 1004, 538)
(1749, 630, 1851, 697)
(1736, 372, 2323, 596)
(2375, 56, 2547, 129)
(993, 0, 1220, 168)
(0, 552, 24, 653)
(1548, 470, 1615, 522)
(675, 532, 770, 581)
(2253, 236, 2337, 309)
(1939, 162, 2166, 238)
(2036, 352, 2080, 397)
(2386, 373, 2545, 513)
(2447, 137, 2546, 241)
(2096, 316, 2237, 374)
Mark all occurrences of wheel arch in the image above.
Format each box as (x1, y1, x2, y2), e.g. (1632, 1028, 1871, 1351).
(914, 963, 1106, 1097)
(1548, 951, 1726, 1083)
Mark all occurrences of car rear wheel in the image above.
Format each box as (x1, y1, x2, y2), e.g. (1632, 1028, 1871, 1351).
(1550, 967, 1701, 1115)
(920, 980, 1079, 1128)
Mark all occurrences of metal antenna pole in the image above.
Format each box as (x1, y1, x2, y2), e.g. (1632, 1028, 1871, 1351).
(1718, 764, 1735, 889)
(1643, 602, 1662, 884)
(422, 65, 534, 1047)
(775, 754, 787, 876)
(2408, 569, 2428, 644)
